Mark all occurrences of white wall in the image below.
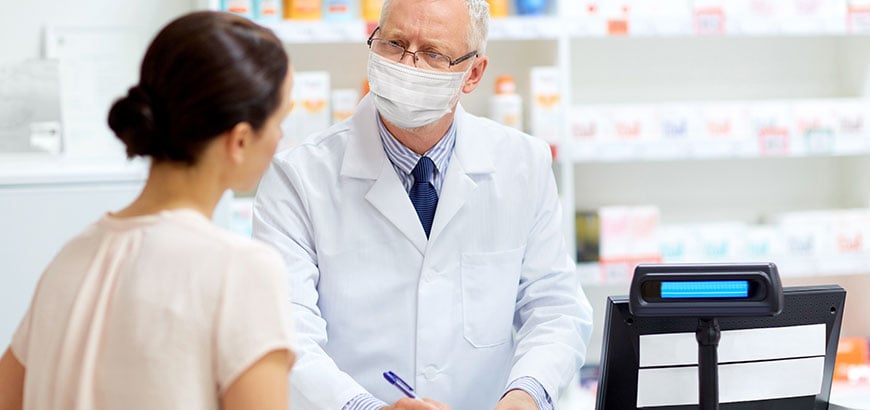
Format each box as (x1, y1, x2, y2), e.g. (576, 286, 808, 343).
(0, 0, 197, 65)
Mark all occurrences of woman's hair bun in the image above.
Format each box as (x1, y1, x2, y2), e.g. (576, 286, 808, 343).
(107, 85, 159, 158)
(106, 11, 288, 164)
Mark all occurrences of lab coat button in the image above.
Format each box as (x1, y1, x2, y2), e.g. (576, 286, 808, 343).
(422, 366, 438, 380)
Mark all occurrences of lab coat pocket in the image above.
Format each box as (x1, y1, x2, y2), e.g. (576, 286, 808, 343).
(460, 246, 525, 348)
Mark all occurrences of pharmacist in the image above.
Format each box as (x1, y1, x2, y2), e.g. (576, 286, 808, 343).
(252, 0, 593, 409)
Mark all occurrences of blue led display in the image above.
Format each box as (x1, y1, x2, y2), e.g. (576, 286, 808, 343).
(660, 280, 749, 299)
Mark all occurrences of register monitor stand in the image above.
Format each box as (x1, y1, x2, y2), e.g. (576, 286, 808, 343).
(629, 263, 785, 410)
(697, 317, 721, 409)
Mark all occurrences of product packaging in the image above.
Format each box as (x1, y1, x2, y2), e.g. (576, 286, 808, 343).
(362, 0, 383, 22)
(775, 210, 829, 276)
(322, 0, 356, 21)
(515, 0, 548, 15)
(285, 0, 322, 20)
(658, 225, 696, 262)
(529, 66, 562, 145)
(487, 0, 510, 17)
(831, 99, 870, 154)
(255, 0, 282, 20)
(792, 100, 836, 155)
(695, 222, 747, 261)
(489, 75, 523, 131)
(697, 102, 752, 157)
(609, 105, 656, 142)
(598, 1, 632, 35)
(331, 88, 359, 124)
(830, 209, 870, 257)
(749, 101, 793, 156)
(598, 206, 662, 283)
(567, 105, 607, 160)
(282, 71, 330, 147)
(741, 226, 780, 260)
(222, 0, 254, 18)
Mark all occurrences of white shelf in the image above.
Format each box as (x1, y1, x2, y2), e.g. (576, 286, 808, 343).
(564, 139, 870, 163)
(567, 15, 853, 38)
(0, 156, 148, 186)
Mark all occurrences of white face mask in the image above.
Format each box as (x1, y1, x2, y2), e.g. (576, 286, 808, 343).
(367, 52, 472, 129)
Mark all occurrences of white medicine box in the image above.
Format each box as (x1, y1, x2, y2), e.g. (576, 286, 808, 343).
(529, 66, 563, 145)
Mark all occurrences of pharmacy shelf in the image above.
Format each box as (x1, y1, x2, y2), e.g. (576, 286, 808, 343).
(254, 16, 562, 44)
(253, 15, 870, 44)
(203, 1, 870, 342)
(567, 15, 853, 38)
(564, 139, 870, 163)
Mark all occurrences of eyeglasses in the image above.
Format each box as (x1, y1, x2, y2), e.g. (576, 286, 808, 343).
(367, 27, 478, 71)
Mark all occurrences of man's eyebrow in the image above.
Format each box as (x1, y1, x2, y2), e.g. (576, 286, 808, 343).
(379, 28, 455, 52)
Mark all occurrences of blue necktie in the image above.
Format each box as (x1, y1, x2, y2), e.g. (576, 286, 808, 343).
(409, 156, 438, 238)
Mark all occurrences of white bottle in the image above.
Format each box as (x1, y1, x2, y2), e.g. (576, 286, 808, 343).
(490, 75, 523, 131)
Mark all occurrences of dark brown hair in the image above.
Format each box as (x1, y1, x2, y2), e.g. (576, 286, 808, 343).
(108, 11, 289, 164)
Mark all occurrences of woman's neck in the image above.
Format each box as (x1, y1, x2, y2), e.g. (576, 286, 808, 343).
(113, 160, 226, 219)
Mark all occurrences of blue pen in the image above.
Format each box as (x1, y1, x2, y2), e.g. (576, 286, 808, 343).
(383, 371, 417, 399)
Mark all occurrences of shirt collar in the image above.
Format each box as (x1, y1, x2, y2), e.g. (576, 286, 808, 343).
(376, 115, 456, 178)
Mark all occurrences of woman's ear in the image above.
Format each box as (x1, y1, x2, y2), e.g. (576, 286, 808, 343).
(225, 122, 254, 164)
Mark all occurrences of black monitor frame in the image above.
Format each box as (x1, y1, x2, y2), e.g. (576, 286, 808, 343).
(595, 285, 846, 410)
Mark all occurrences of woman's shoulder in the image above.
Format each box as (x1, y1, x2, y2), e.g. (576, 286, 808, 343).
(162, 210, 284, 268)
(98, 209, 282, 274)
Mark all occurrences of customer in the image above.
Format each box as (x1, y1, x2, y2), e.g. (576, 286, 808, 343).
(252, 0, 593, 409)
(0, 11, 295, 410)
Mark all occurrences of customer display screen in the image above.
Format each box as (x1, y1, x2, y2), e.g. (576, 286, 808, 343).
(660, 280, 749, 299)
(640, 279, 759, 301)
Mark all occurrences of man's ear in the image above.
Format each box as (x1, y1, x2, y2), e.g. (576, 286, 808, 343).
(462, 55, 489, 94)
(225, 122, 254, 164)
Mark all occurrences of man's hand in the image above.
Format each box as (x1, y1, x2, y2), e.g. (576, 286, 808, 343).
(382, 397, 451, 410)
(493, 389, 539, 410)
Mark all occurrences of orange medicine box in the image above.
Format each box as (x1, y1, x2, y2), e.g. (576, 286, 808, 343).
(834, 337, 870, 382)
(284, 0, 322, 20)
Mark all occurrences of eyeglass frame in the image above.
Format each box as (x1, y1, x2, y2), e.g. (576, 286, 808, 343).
(366, 26, 478, 70)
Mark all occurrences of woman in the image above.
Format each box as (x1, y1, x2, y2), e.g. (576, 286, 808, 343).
(0, 11, 295, 410)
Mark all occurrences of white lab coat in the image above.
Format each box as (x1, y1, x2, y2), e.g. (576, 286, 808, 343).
(253, 95, 593, 410)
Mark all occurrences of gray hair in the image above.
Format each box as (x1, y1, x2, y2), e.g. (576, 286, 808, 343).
(380, 0, 490, 55)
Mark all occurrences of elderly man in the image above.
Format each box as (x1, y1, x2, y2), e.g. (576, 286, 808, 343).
(253, 0, 593, 409)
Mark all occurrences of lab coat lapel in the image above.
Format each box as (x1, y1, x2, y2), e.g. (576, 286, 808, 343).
(342, 95, 428, 254)
(365, 161, 428, 254)
(428, 105, 495, 243)
(428, 157, 476, 243)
